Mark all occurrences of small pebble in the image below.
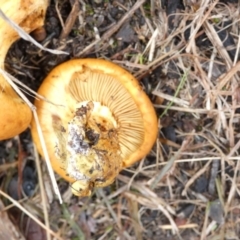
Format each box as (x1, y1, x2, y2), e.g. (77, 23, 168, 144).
(31, 27, 47, 42)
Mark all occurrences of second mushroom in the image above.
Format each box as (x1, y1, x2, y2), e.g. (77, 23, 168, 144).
(31, 59, 158, 197)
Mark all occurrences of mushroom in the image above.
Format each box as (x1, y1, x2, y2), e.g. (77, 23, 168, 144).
(31, 59, 158, 196)
(0, 0, 48, 140)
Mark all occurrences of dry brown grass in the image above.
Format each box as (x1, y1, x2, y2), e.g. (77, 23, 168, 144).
(1, 0, 240, 239)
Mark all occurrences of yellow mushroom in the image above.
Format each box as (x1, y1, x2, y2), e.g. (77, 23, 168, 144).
(31, 59, 158, 196)
(0, 0, 48, 140)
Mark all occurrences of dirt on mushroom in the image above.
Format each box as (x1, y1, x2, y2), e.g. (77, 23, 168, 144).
(31, 59, 158, 196)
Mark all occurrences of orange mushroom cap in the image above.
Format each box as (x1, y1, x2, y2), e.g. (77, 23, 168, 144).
(31, 59, 158, 196)
(0, 0, 48, 140)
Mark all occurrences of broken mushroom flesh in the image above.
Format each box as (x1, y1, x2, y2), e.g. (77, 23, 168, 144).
(0, 0, 49, 140)
(31, 59, 158, 197)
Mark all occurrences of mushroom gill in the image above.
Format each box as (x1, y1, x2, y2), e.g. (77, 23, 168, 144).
(31, 58, 158, 197)
(68, 66, 145, 160)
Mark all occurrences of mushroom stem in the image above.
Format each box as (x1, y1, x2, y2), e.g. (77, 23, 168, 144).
(0, 0, 48, 140)
(53, 101, 122, 196)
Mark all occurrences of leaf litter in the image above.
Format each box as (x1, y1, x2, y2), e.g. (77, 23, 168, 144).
(1, 0, 240, 239)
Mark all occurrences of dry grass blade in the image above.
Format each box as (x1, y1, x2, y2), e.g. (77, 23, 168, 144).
(0, 67, 62, 204)
(33, 111, 63, 204)
(118, 174, 180, 235)
(6, 71, 63, 105)
(0, 161, 18, 171)
(77, 0, 146, 56)
(182, 160, 212, 196)
(0, 68, 35, 110)
(0, 190, 63, 239)
(204, 20, 234, 69)
(97, 189, 120, 228)
(0, 199, 25, 240)
(59, 0, 80, 39)
(33, 144, 51, 240)
(127, 197, 143, 240)
(61, 204, 85, 239)
(200, 202, 210, 240)
(0, 9, 67, 55)
(217, 61, 240, 90)
(225, 140, 240, 214)
(0, 9, 67, 205)
(159, 223, 199, 230)
(152, 90, 189, 108)
(2, 0, 240, 238)
(186, 0, 218, 53)
(123, 191, 182, 239)
(151, 135, 193, 190)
